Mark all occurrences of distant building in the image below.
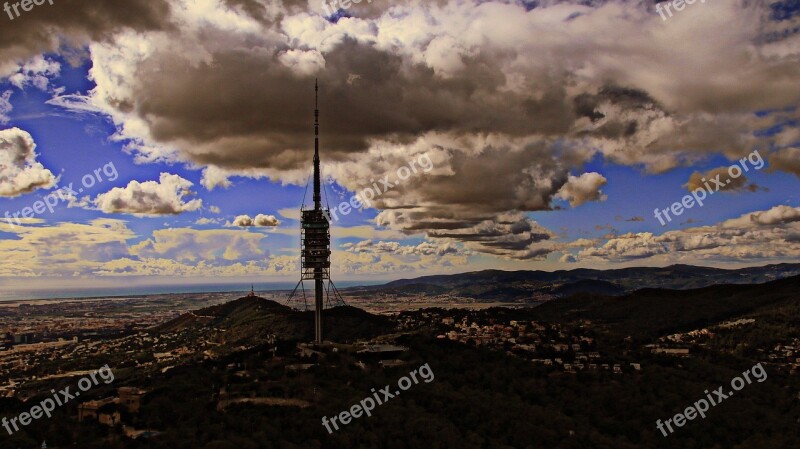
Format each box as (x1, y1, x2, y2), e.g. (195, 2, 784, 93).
(123, 426, 162, 440)
(357, 344, 409, 360)
(80, 387, 145, 424)
(13, 333, 34, 344)
(652, 348, 690, 356)
(78, 398, 115, 422)
(0, 333, 13, 350)
(118, 387, 144, 413)
(378, 359, 407, 368)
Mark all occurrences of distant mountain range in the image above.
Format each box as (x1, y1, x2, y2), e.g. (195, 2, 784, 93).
(346, 263, 800, 302)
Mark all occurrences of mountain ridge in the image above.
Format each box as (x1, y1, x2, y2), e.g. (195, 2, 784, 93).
(345, 263, 800, 301)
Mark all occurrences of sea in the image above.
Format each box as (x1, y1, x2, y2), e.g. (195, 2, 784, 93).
(0, 281, 385, 302)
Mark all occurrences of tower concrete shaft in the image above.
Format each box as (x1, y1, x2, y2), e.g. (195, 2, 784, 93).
(314, 80, 321, 211)
(313, 79, 323, 344)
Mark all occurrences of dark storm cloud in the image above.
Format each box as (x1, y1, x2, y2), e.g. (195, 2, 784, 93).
(0, 0, 171, 70)
(31, 0, 800, 260)
(105, 37, 586, 172)
(61, 0, 799, 177)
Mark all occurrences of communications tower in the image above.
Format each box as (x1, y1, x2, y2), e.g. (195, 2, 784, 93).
(287, 80, 346, 344)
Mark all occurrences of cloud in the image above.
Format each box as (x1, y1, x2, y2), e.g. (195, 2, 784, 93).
(0, 218, 287, 278)
(0, 127, 57, 197)
(130, 227, 268, 262)
(342, 239, 462, 257)
(41, 0, 800, 262)
(93, 173, 202, 216)
(578, 232, 671, 261)
(333, 240, 469, 275)
(419, 211, 556, 260)
(576, 205, 800, 263)
(0, 91, 12, 123)
(230, 214, 281, 227)
(769, 147, 800, 177)
(685, 166, 749, 193)
(13, 0, 799, 264)
(0, 0, 171, 76)
(201, 165, 234, 190)
(0, 218, 135, 277)
(559, 253, 577, 263)
(55, 0, 799, 175)
(195, 217, 222, 225)
(278, 208, 301, 221)
(7, 56, 61, 91)
(555, 172, 608, 207)
(722, 205, 800, 228)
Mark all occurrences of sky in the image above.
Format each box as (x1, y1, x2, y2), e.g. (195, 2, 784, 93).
(0, 0, 799, 290)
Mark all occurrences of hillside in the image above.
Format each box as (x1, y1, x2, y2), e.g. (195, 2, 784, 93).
(154, 296, 393, 344)
(530, 274, 800, 338)
(8, 277, 800, 449)
(346, 263, 800, 301)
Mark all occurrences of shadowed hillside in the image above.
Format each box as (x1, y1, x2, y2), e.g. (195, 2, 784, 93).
(530, 274, 800, 338)
(155, 296, 392, 343)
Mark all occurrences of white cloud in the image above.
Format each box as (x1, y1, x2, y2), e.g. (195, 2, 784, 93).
(130, 227, 268, 262)
(7, 56, 61, 91)
(342, 239, 462, 257)
(0, 90, 12, 123)
(0, 218, 284, 278)
(229, 214, 281, 227)
(0, 219, 135, 277)
(195, 217, 222, 225)
(0, 127, 56, 197)
(93, 173, 202, 216)
(722, 205, 800, 228)
(576, 205, 800, 263)
(201, 165, 233, 190)
(333, 241, 469, 275)
(555, 172, 608, 207)
(560, 253, 577, 263)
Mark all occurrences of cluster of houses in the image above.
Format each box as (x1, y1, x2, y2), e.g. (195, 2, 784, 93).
(430, 315, 642, 374)
(77, 387, 161, 440)
(646, 319, 800, 373)
(0, 325, 223, 400)
(761, 338, 800, 372)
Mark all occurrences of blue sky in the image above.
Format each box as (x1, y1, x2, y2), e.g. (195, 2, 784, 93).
(0, 0, 799, 290)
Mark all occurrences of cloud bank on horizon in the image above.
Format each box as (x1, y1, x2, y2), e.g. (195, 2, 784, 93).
(0, 0, 798, 285)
